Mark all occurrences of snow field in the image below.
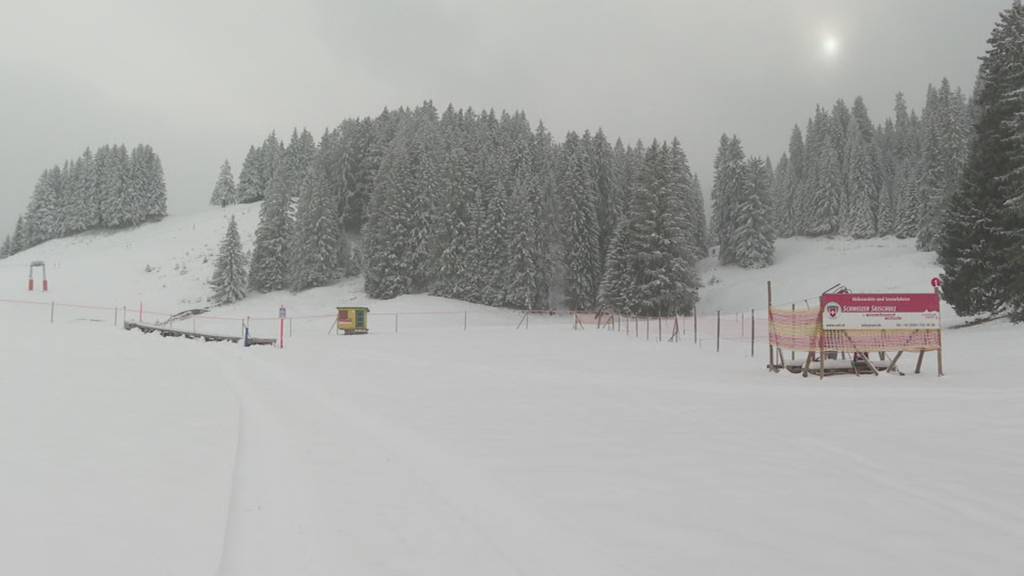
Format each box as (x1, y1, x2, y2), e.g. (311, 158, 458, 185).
(1, 206, 1023, 575)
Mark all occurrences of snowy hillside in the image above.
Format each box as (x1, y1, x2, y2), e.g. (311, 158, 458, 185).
(699, 237, 943, 315)
(2, 207, 1023, 576)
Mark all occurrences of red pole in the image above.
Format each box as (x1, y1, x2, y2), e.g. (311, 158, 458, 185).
(279, 318, 285, 349)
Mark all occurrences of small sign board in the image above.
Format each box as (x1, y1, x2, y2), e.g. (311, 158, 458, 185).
(931, 277, 943, 288)
(278, 306, 287, 319)
(821, 293, 941, 330)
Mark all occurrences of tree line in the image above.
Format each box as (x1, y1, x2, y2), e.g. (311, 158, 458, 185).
(1, 144, 167, 257)
(770, 82, 973, 250)
(209, 104, 709, 315)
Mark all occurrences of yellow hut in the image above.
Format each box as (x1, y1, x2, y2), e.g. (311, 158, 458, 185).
(336, 307, 369, 335)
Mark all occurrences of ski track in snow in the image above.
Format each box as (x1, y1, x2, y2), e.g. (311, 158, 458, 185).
(213, 344, 621, 576)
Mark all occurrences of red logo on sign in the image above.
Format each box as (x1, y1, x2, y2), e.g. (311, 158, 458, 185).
(931, 277, 943, 288)
(826, 303, 840, 318)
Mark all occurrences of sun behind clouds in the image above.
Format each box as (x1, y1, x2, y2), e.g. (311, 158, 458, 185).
(823, 34, 840, 59)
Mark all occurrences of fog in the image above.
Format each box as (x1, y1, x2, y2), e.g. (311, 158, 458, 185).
(0, 0, 1007, 235)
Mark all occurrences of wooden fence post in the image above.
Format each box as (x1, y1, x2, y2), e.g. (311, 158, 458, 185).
(716, 311, 721, 352)
(751, 308, 755, 358)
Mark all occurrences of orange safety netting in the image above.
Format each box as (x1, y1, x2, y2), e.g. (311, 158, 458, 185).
(769, 307, 941, 353)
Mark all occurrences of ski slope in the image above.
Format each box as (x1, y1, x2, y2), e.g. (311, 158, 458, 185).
(2, 206, 1023, 575)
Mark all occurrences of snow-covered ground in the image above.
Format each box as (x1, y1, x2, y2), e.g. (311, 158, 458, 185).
(2, 207, 1023, 575)
(698, 236, 944, 314)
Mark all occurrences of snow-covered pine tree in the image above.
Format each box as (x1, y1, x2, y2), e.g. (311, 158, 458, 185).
(503, 170, 545, 309)
(804, 108, 843, 237)
(283, 129, 318, 201)
(141, 145, 167, 222)
(209, 215, 248, 305)
(337, 119, 372, 234)
(95, 145, 126, 228)
(527, 119, 557, 307)
(0, 235, 11, 258)
(893, 159, 922, 238)
(590, 129, 618, 279)
(363, 104, 439, 299)
(210, 160, 237, 206)
(874, 119, 898, 236)
(917, 79, 972, 251)
(62, 153, 89, 235)
(771, 153, 792, 237)
(24, 166, 65, 246)
(939, 0, 1024, 321)
(430, 106, 473, 300)
(54, 161, 73, 238)
(689, 173, 709, 257)
(290, 150, 342, 292)
(845, 115, 878, 238)
(711, 135, 747, 262)
(668, 139, 705, 259)
(258, 132, 285, 199)
(126, 146, 150, 226)
(248, 156, 291, 293)
(557, 131, 601, 310)
(12, 216, 27, 253)
(783, 126, 806, 236)
(599, 142, 698, 316)
(236, 146, 263, 203)
(730, 155, 775, 268)
(466, 142, 510, 305)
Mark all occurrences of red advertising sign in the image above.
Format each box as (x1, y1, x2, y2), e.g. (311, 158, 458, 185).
(821, 293, 941, 330)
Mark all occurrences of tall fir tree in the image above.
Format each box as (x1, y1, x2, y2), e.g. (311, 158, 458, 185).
(210, 160, 237, 206)
(364, 105, 439, 299)
(557, 131, 601, 310)
(590, 129, 619, 279)
(804, 108, 843, 236)
(290, 148, 343, 292)
(600, 142, 699, 315)
(917, 79, 973, 251)
(248, 156, 292, 293)
(209, 215, 248, 305)
(731, 155, 775, 268)
(845, 115, 879, 238)
(236, 146, 264, 203)
(939, 1, 1024, 321)
(711, 135, 747, 262)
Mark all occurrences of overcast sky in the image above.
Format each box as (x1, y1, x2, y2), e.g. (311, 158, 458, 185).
(0, 0, 1009, 236)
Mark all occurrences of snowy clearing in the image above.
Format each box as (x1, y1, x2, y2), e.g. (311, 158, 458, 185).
(2, 207, 1023, 575)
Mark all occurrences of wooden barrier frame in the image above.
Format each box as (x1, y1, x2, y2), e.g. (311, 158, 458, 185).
(768, 282, 944, 379)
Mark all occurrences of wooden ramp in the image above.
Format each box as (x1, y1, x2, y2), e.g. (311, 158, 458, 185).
(124, 321, 277, 346)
